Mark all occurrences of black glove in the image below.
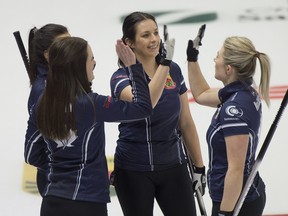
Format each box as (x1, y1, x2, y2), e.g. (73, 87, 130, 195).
(192, 165, 206, 196)
(156, 25, 175, 66)
(218, 210, 233, 216)
(186, 24, 206, 62)
(109, 170, 115, 186)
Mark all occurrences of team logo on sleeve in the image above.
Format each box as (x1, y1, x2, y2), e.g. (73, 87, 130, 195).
(104, 96, 112, 108)
(225, 105, 243, 117)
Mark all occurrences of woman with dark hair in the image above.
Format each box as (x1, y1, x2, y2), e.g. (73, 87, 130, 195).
(24, 36, 153, 216)
(110, 11, 205, 216)
(28, 23, 70, 86)
(26, 23, 70, 194)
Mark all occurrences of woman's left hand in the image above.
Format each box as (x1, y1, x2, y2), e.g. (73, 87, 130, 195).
(115, 39, 136, 67)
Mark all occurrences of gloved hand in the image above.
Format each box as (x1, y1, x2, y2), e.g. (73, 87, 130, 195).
(109, 170, 115, 186)
(156, 24, 175, 66)
(186, 24, 206, 62)
(192, 165, 206, 196)
(218, 210, 233, 216)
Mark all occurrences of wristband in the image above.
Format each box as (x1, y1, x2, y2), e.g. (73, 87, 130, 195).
(194, 166, 205, 173)
(159, 58, 172, 67)
(218, 210, 233, 216)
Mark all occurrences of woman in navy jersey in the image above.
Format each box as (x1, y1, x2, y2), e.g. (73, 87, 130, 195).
(24, 36, 153, 216)
(110, 11, 206, 216)
(27, 23, 70, 195)
(186, 30, 271, 216)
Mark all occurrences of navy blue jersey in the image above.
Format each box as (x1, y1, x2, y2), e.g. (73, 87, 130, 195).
(110, 62, 188, 171)
(27, 65, 49, 186)
(28, 65, 48, 115)
(24, 63, 152, 203)
(206, 80, 265, 202)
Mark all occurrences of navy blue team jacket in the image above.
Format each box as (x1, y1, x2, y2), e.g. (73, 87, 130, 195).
(24, 63, 152, 203)
(28, 65, 48, 115)
(206, 80, 265, 202)
(110, 61, 188, 172)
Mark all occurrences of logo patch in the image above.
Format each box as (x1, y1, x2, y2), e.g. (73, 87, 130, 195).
(165, 74, 176, 89)
(225, 105, 243, 117)
(104, 96, 112, 108)
(55, 130, 77, 148)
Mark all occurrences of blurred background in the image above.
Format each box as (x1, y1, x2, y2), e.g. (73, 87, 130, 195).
(0, 0, 287, 215)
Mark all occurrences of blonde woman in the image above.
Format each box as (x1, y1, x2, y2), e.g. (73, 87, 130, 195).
(187, 30, 270, 216)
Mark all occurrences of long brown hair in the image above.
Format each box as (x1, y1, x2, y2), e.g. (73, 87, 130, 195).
(37, 37, 92, 140)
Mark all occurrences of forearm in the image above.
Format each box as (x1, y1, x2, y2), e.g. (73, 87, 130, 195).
(188, 61, 209, 98)
(148, 65, 169, 108)
(188, 61, 220, 107)
(123, 63, 152, 116)
(181, 120, 204, 167)
(221, 168, 243, 211)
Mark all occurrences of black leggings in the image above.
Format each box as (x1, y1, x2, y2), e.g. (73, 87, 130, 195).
(113, 163, 197, 216)
(41, 196, 107, 216)
(211, 191, 266, 216)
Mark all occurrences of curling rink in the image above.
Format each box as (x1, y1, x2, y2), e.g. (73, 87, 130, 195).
(0, 0, 287, 215)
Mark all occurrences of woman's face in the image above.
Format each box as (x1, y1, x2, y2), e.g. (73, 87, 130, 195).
(129, 19, 160, 59)
(214, 46, 228, 84)
(86, 44, 96, 82)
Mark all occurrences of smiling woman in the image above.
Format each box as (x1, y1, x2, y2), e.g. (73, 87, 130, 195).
(24, 36, 153, 216)
(109, 11, 205, 216)
(2, 0, 288, 216)
(186, 29, 271, 215)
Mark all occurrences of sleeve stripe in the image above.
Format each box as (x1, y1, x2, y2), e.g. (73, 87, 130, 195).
(25, 133, 42, 164)
(221, 122, 247, 129)
(113, 78, 129, 98)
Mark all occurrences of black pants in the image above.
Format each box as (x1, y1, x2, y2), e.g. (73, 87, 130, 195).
(41, 196, 107, 216)
(211, 191, 266, 216)
(113, 163, 197, 216)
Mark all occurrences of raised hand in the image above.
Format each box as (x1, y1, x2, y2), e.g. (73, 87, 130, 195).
(157, 25, 175, 66)
(186, 24, 206, 62)
(116, 39, 136, 67)
(193, 24, 206, 49)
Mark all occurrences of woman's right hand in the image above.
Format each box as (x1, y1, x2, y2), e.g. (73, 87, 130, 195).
(157, 25, 175, 67)
(186, 24, 206, 62)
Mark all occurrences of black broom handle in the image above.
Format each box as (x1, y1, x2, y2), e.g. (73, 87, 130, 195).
(233, 89, 288, 216)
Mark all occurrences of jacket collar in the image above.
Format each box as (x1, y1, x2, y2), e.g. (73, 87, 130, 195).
(218, 79, 253, 104)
